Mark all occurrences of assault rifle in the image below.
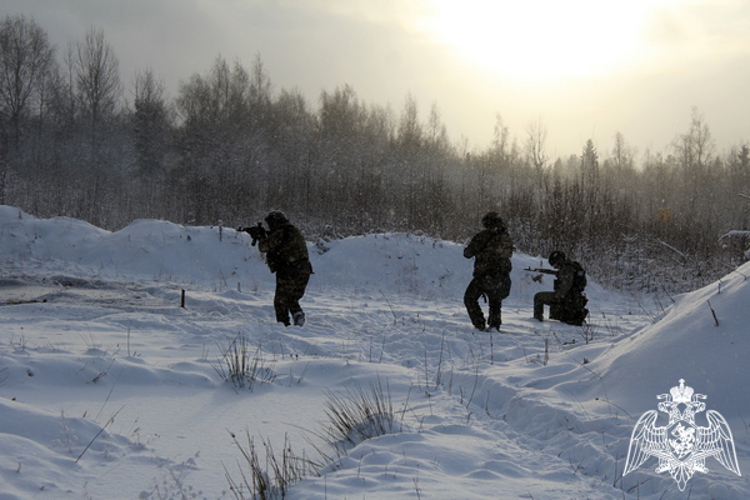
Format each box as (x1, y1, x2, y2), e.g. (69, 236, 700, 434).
(524, 267, 558, 283)
(237, 222, 267, 246)
(524, 267, 558, 276)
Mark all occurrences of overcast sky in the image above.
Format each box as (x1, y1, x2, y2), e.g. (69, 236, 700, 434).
(4, 0, 750, 159)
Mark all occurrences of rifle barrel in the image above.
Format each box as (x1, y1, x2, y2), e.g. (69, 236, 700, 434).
(524, 267, 558, 275)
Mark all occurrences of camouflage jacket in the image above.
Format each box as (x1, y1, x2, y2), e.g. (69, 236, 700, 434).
(463, 228, 514, 277)
(259, 222, 311, 275)
(553, 259, 586, 298)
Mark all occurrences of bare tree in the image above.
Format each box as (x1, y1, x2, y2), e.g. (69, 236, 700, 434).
(604, 131, 637, 195)
(524, 115, 548, 184)
(132, 69, 171, 178)
(396, 92, 421, 151)
(248, 53, 272, 129)
(426, 101, 448, 151)
(47, 43, 78, 128)
(0, 14, 54, 203)
(396, 93, 424, 225)
(74, 27, 121, 150)
(673, 107, 715, 198)
(610, 132, 634, 172)
(671, 107, 718, 253)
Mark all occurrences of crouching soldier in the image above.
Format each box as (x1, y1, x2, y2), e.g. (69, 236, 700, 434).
(533, 251, 588, 326)
(463, 211, 514, 331)
(243, 211, 313, 327)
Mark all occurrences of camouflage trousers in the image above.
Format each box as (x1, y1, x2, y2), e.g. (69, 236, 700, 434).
(274, 261, 312, 326)
(464, 272, 511, 330)
(533, 292, 588, 326)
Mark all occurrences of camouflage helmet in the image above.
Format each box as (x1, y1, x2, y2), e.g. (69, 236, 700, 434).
(265, 210, 289, 230)
(481, 211, 506, 230)
(548, 250, 566, 267)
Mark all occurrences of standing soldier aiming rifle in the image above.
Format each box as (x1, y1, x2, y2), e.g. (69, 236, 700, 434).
(238, 211, 313, 327)
(463, 211, 514, 331)
(529, 251, 588, 326)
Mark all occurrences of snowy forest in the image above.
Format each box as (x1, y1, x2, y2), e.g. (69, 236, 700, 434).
(2, 15, 750, 293)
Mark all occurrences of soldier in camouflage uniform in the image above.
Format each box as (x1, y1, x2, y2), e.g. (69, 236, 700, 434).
(463, 212, 514, 331)
(256, 211, 313, 327)
(533, 251, 588, 326)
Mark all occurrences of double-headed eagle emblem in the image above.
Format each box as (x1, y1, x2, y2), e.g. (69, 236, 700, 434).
(624, 379, 741, 491)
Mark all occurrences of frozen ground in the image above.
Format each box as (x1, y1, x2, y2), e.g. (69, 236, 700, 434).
(0, 206, 748, 499)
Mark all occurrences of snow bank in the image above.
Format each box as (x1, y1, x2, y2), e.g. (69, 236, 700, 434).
(593, 260, 750, 417)
(0, 205, 588, 305)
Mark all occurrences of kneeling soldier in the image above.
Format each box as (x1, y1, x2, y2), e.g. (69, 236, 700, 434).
(533, 251, 588, 326)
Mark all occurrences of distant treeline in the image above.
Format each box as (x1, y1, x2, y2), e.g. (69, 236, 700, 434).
(2, 15, 749, 293)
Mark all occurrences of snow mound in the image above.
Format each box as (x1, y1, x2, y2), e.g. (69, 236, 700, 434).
(593, 261, 750, 417)
(0, 205, 600, 305)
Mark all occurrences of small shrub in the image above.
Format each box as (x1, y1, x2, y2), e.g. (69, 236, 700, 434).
(213, 335, 276, 390)
(322, 378, 399, 456)
(225, 432, 319, 500)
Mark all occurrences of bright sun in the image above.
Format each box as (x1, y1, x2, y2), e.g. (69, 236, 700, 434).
(422, 0, 659, 85)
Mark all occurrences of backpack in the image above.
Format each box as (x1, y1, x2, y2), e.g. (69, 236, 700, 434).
(571, 261, 587, 293)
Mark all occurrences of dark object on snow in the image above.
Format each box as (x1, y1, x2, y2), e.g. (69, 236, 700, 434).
(532, 251, 588, 326)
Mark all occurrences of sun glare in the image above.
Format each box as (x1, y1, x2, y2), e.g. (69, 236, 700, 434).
(422, 0, 661, 85)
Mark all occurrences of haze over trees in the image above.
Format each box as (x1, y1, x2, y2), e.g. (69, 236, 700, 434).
(1, 15, 749, 293)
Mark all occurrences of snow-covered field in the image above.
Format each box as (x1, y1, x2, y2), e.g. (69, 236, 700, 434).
(0, 205, 748, 500)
